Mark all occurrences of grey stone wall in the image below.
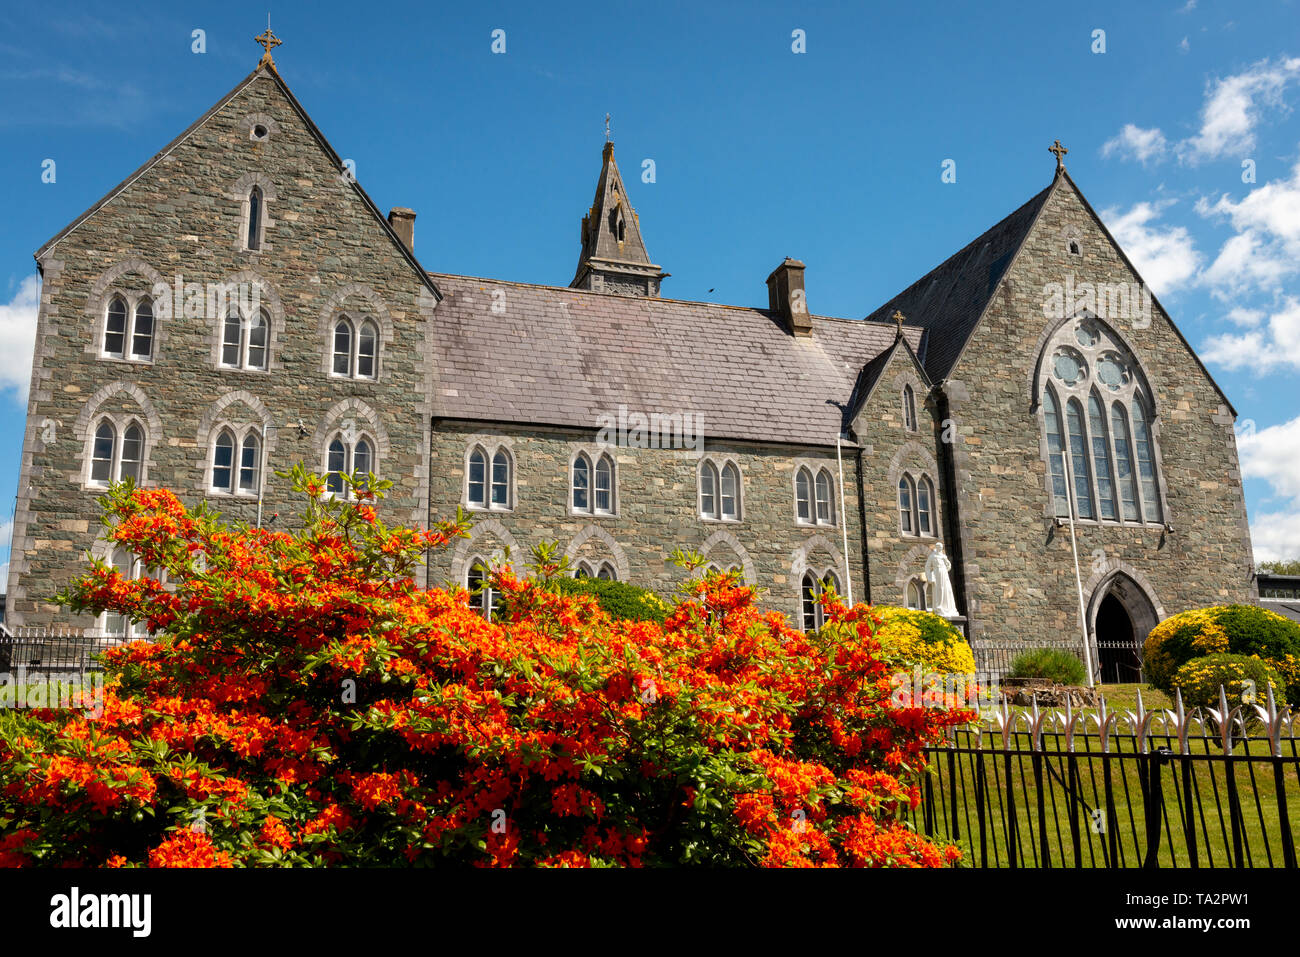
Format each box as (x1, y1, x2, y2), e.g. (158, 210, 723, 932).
(427, 422, 865, 623)
(6, 70, 435, 628)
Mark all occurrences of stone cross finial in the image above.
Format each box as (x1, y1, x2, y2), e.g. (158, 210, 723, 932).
(1049, 139, 1068, 172)
(605, 113, 612, 143)
(892, 310, 906, 337)
(255, 26, 282, 67)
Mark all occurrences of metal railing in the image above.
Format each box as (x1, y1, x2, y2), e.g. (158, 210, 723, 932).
(912, 688, 1298, 868)
(970, 639, 1144, 685)
(0, 627, 135, 674)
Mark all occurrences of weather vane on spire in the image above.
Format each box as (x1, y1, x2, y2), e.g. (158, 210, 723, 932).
(255, 16, 282, 68)
(1049, 139, 1068, 172)
(605, 113, 612, 143)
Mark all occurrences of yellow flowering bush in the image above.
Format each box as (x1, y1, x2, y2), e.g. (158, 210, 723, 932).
(1172, 654, 1284, 711)
(871, 607, 975, 675)
(1144, 604, 1300, 705)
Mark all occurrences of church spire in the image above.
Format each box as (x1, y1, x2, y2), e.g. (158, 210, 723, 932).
(570, 137, 667, 297)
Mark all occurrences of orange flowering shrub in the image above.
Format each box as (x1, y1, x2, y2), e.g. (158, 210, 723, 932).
(0, 466, 970, 867)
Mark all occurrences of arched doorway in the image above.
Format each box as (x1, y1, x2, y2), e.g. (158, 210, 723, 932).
(1089, 573, 1159, 684)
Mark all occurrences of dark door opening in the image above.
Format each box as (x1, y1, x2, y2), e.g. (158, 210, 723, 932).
(1095, 593, 1142, 684)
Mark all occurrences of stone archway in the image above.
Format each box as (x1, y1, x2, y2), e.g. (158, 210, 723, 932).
(1088, 572, 1159, 684)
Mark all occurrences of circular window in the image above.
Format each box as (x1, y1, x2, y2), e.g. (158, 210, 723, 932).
(252, 124, 268, 140)
(1052, 346, 1088, 387)
(1097, 352, 1130, 391)
(1074, 321, 1100, 349)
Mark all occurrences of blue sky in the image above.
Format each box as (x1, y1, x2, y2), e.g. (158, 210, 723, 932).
(1, 0, 1299, 579)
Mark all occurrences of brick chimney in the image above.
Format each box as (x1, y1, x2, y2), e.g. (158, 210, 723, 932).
(387, 207, 416, 252)
(766, 258, 812, 337)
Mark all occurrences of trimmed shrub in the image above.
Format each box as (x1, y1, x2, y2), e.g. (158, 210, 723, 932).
(548, 575, 669, 624)
(1144, 605, 1300, 705)
(871, 607, 975, 676)
(1171, 653, 1285, 711)
(1008, 647, 1087, 686)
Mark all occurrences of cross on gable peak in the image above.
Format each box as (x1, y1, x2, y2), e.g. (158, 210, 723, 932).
(255, 26, 282, 67)
(1049, 139, 1068, 172)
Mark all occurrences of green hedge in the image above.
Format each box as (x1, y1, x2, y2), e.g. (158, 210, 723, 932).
(548, 576, 669, 624)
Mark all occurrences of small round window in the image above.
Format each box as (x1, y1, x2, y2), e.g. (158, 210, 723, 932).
(1052, 346, 1088, 387)
(1097, 352, 1131, 391)
(251, 124, 269, 141)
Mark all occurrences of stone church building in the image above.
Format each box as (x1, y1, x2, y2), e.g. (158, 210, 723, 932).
(6, 45, 1258, 677)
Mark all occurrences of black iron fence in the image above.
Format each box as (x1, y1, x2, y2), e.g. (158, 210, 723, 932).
(912, 696, 1299, 868)
(0, 629, 132, 674)
(970, 639, 1144, 684)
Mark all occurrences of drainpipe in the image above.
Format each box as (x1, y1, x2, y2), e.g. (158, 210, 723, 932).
(855, 444, 871, 605)
(255, 423, 269, 529)
(936, 380, 970, 623)
(835, 436, 853, 606)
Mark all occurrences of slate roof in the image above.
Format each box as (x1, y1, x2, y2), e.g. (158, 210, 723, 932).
(862, 184, 1053, 383)
(427, 273, 923, 448)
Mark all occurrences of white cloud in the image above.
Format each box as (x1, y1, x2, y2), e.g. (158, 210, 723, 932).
(1101, 124, 1169, 165)
(1203, 298, 1300, 372)
(1100, 201, 1202, 296)
(1197, 155, 1300, 296)
(1238, 416, 1300, 561)
(1179, 0, 1196, 12)
(1181, 56, 1300, 163)
(0, 275, 40, 404)
(1179, 36, 1190, 54)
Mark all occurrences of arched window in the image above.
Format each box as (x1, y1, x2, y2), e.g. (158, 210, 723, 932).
(91, 421, 116, 485)
(468, 447, 488, 508)
(247, 186, 262, 251)
(906, 578, 927, 611)
(902, 384, 918, 431)
(795, 467, 812, 523)
(88, 418, 146, 487)
(357, 320, 378, 379)
(572, 453, 590, 512)
(573, 561, 593, 578)
(814, 469, 833, 524)
(1088, 393, 1117, 521)
(491, 450, 511, 507)
(801, 571, 839, 632)
(132, 300, 154, 359)
(325, 433, 375, 498)
(597, 562, 616, 581)
(240, 432, 261, 493)
(916, 476, 934, 536)
(594, 454, 614, 514)
(331, 315, 380, 379)
(467, 559, 499, 621)
(700, 459, 740, 521)
(103, 294, 155, 361)
(1038, 315, 1165, 525)
(104, 547, 146, 638)
(1111, 402, 1140, 521)
(212, 429, 235, 492)
(222, 308, 270, 370)
(1131, 397, 1162, 523)
(333, 319, 352, 375)
(720, 462, 740, 521)
(700, 462, 718, 519)
(1065, 398, 1095, 519)
(898, 476, 914, 534)
(1043, 388, 1069, 517)
(104, 296, 127, 358)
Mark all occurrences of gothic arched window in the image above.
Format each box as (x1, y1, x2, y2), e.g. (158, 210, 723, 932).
(88, 417, 147, 487)
(700, 458, 741, 522)
(801, 570, 840, 632)
(247, 186, 263, 250)
(1037, 314, 1165, 525)
(902, 384, 918, 431)
(325, 433, 375, 498)
(103, 293, 155, 361)
(221, 308, 269, 370)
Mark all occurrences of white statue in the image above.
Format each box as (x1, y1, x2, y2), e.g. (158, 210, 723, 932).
(924, 542, 959, 618)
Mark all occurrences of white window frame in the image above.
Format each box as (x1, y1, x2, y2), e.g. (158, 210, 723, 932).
(324, 431, 377, 499)
(699, 457, 742, 523)
(87, 416, 148, 488)
(101, 292, 156, 363)
(219, 307, 270, 372)
(465, 443, 514, 512)
(330, 314, 380, 380)
(208, 424, 264, 497)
